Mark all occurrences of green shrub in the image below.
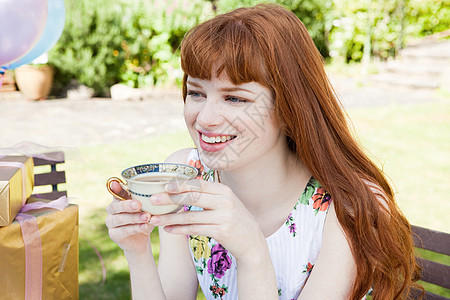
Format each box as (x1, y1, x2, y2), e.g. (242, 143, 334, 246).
(276, 0, 334, 58)
(49, 0, 212, 96)
(48, 0, 449, 95)
(117, 0, 213, 89)
(405, 0, 450, 38)
(49, 0, 126, 96)
(216, 0, 334, 58)
(328, 0, 449, 63)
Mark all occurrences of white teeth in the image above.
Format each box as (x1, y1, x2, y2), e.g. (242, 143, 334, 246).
(202, 134, 235, 144)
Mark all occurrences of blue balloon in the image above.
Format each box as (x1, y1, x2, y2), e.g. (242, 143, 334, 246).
(4, 0, 65, 70)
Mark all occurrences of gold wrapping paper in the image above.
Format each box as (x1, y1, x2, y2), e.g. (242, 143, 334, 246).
(0, 156, 34, 226)
(0, 198, 79, 300)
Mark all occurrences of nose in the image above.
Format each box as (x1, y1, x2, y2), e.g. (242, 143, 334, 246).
(196, 98, 224, 128)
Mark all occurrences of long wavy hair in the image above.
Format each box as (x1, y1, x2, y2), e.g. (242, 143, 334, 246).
(180, 4, 422, 299)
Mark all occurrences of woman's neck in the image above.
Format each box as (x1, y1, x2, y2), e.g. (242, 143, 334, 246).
(219, 147, 311, 218)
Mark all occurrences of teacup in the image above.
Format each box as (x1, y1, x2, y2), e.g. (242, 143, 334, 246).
(106, 163, 198, 215)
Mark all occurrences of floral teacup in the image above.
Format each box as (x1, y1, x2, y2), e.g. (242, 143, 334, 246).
(106, 163, 197, 215)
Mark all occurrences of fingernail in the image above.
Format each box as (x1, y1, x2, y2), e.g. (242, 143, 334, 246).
(131, 201, 139, 210)
(164, 226, 172, 232)
(140, 213, 149, 221)
(140, 223, 148, 230)
(150, 216, 161, 225)
(165, 182, 177, 192)
(151, 195, 159, 204)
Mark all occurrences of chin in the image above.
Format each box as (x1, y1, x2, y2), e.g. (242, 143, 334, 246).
(197, 148, 234, 171)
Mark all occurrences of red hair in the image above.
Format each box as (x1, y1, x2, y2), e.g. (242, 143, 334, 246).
(180, 4, 422, 299)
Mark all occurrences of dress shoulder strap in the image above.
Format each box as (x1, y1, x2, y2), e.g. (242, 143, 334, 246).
(186, 149, 214, 181)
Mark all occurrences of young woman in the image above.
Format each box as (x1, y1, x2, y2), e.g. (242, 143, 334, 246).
(105, 4, 421, 299)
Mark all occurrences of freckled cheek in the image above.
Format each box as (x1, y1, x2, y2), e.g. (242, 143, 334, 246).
(183, 106, 198, 127)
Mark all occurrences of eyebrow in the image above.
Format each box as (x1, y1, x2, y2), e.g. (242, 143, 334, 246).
(186, 80, 255, 94)
(219, 87, 255, 94)
(186, 80, 202, 88)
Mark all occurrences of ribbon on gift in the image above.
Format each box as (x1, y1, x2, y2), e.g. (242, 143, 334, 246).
(0, 142, 80, 162)
(0, 161, 27, 206)
(15, 196, 69, 300)
(20, 196, 68, 213)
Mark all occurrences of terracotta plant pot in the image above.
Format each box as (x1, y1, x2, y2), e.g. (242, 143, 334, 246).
(15, 64, 54, 100)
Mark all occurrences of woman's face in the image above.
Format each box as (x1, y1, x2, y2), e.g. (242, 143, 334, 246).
(184, 72, 286, 171)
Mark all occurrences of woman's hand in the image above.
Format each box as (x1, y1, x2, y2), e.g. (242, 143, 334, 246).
(148, 179, 267, 261)
(105, 181, 155, 256)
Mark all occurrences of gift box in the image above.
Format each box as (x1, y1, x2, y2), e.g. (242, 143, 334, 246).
(0, 156, 35, 226)
(0, 197, 79, 300)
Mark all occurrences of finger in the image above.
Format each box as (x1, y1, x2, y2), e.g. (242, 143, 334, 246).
(151, 192, 220, 210)
(163, 223, 221, 237)
(165, 178, 228, 195)
(109, 223, 153, 241)
(110, 181, 131, 200)
(149, 210, 222, 227)
(105, 211, 151, 228)
(106, 198, 142, 215)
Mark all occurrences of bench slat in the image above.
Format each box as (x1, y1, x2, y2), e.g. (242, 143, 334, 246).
(35, 171, 66, 186)
(422, 291, 449, 300)
(417, 257, 450, 289)
(31, 191, 67, 200)
(412, 225, 450, 256)
(409, 288, 450, 300)
(32, 152, 67, 199)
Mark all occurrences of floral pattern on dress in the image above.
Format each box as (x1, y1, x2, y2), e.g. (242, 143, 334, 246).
(188, 234, 232, 299)
(276, 288, 296, 300)
(203, 168, 215, 181)
(285, 213, 297, 237)
(189, 235, 210, 275)
(188, 158, 204, 179)
(205, 243, 232, 299)
(210, 283, 228, 299)
(311, 187, 332, 215)
(302, 262, 314, 274)
(208, 244, 232, 278)
(299, 177, 321, 205)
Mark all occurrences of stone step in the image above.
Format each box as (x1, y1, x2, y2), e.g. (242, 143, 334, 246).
(382, 60, 443, 77)
(398, 41, 450, 66)
(400, 40, 450, 57)
(397, 54, 450, 67)
(369, 73, 439, 89)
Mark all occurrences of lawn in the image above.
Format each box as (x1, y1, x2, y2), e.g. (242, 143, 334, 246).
(64, 99, 449, 299)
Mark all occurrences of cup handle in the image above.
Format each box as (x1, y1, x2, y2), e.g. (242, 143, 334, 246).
(106, 177, 129, 201)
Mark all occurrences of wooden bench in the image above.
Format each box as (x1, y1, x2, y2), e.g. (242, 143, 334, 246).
(411, 225, 450, 300)
(31, 151, 67, 200)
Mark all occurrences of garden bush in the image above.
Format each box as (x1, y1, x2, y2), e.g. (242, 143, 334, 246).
(328, 0, 449, 63)
(49, 0, 449, 96)
(49, 0, 213, 96)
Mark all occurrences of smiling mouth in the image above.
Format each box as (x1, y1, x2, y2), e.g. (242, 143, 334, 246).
(201, 134, 237, 144)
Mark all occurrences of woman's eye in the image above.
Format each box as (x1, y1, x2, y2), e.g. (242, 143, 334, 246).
(187, 91, 203, 98)
(226, 96, 247, 103)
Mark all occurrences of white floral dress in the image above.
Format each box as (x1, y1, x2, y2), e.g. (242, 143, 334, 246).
(186, 149, 332, 300)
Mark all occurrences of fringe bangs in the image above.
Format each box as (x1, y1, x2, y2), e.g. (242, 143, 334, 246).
(180, 13, 269, 88)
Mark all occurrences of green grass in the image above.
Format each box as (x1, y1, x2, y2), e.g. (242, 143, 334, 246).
(64, 100, 449, 299)
(347, 100, 450, 233)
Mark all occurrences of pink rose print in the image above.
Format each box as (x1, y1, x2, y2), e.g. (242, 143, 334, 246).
(207, 244, 232, 279)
